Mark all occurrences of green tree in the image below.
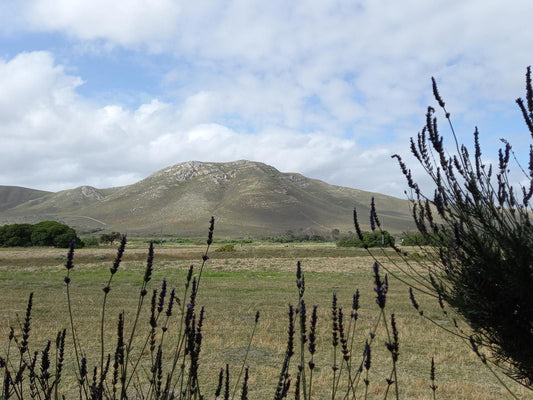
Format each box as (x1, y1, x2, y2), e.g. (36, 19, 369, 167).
(100, 231, 122, 245)
(388, 69, 533, 387)
(0, 224, 33, 247)
(30, 221, 83, 248)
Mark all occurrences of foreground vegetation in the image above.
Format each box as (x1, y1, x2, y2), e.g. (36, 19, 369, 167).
(0, 240, 528, 399)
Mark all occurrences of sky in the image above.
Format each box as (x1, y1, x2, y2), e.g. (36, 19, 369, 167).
(1, 1, 533, 199)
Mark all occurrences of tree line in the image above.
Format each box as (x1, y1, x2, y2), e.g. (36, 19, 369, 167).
(0, 221, 83, 248)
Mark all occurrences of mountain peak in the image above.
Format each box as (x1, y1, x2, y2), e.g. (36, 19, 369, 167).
(0, 160, 414, 237)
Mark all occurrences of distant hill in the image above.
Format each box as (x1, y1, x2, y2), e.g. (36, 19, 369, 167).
(0, 160, 415, 237)
(0, 186, 52, 212)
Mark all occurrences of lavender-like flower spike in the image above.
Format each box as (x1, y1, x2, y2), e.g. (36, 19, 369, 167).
(185, 265, 194, 288)
(166, 288, 176, 317)
(40, 340, 51, 381)
(224, 363, 230, 400)
(385, 313, 400, 362)
(351, 289, 361, 321)
(373, 262, 387, 309)
(338, 308, 350, 361)
(20, 293, 33, 355)
(143, 242, 154, 284)
(332, 293, 339, 347)
(296, 261, 305, 298)
(207, 216, 215, 245)
(370, 200, 376, 232)
(430, 357, 438, 393)
(353, 208, 364, 241)
(110, 235, 127, 275)
(150, 289, 157, 328)
(352, 290, 360, 311)
(79, 357, 88, 385)
(241, 366, 249, 400)
(116, 313, 124, 366)
(64, 239, 76, 284)
(370, 197, 382, 230)
(287, 304, 295, 358)
(409, 288, 423, 315)
(294, 370, 301, 400)
(431, 77, 446, 108)
(189, 277, 198, 308)
(298, 299, 307, 344)
(65, 239, 76, 270)
(157, 279, 167, 313)
(215, 367, 224, 397)
(308, 305, 317, 358)
(364, 341, 371, 371)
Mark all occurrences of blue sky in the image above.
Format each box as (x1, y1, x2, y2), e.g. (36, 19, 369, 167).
(1, 1, 533, 198)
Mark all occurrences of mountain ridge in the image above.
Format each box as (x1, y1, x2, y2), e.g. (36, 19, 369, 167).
(0, 160, 415, 237)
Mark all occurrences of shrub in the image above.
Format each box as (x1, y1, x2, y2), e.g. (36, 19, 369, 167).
(100, 231, 122, 245)
(83, 236, 100, 247)
(215, 244, 236, 252)
(363, 68, 533, 388)
(336, 231, 395, 248)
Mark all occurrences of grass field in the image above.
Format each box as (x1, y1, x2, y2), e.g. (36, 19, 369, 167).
(0, 242, 528, 399)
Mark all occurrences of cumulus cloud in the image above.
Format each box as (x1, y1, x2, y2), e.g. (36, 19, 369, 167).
(1, 1, 533, 198)
(0, 51, 409, 196)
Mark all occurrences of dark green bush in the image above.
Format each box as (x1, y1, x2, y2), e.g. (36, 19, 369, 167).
(99, 231, 122, 245)
(215, 244, 236, 252)
(336, 231, 395, 248)
(384, 68, 533, 386)
(0, 221, 83, 248)
(400, 232, 439, 246)
(0, 223, 33, 247)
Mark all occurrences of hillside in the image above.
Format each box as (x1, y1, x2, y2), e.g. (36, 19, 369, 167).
(0, 186, 52, 212)
(0, 160, 415, 237)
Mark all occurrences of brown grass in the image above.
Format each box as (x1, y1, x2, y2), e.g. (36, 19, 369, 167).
(0, 244, 528, 399)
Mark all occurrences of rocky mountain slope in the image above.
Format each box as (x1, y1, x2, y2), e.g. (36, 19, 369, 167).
(0, 160, 415, 237)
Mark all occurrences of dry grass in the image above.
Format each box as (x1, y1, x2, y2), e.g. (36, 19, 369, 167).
(0, 244, 529, 399)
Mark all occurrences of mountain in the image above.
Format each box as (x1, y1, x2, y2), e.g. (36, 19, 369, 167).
(0, 186, 52, 212)
(0, 160, 415, 237)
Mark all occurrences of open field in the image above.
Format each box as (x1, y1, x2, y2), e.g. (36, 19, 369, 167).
(0, 242, 529, 399)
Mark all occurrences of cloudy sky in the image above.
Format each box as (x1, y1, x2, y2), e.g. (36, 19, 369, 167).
(1, 1, 532, 198)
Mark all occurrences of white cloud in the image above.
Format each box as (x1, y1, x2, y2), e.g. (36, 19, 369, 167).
(0, 50, 411, 196)
(24, 0, 181, 51)
(1, 1, 533, 198)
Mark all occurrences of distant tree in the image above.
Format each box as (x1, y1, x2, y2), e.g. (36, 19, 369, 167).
(0, 221, 82, 248)
(0, 224, 34, 247)
(337, 231, 394, 248)
(100, 232, 122, 245)
(400, 232, 439, 246)
(30, 221, 83, 248)
(330, 228, 340, 240)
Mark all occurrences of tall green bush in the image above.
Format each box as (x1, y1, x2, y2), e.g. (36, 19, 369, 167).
(383, 68, 533, 387)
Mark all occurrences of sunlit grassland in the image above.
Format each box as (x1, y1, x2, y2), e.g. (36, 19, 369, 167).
(0, 243, 528, 399)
